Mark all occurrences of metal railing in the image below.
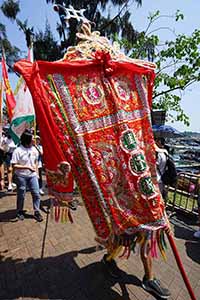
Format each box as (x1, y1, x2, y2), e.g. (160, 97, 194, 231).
(166, 172, 200, 216)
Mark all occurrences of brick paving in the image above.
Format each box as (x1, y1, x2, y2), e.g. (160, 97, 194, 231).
(0, 189, 200, 300)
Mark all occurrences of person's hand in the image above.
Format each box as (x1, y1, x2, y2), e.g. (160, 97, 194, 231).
(164, 224, 173, 236)
(28, 166, 36, 172)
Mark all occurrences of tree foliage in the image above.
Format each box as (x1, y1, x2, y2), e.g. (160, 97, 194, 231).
(46, 0, 142, 52)
(119, 10, 200, 125)
(0, 0, 61, 62)
(0, 22, 20, 69)
(1, 1, 200, 126)
(33, 22, 62, 61)
(0, 1, 21, 68)
(1, 0, 20, 20)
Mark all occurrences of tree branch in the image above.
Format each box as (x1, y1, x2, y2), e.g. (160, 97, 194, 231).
(147, 27, 177, 37)
(153, 79, 196, 99)
(99, 0, 130, 31)
(156, 60, 185, 75)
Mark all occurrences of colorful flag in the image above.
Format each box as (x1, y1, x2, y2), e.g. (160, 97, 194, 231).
(9, 47, 35, 144)
(0, 80, 3, 139)
(0, 80, 3, 124)
(1, 52, 16, 121)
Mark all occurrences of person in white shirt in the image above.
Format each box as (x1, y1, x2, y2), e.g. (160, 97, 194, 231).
(11, 129, 43, 222)
(155, 137, 168, 199)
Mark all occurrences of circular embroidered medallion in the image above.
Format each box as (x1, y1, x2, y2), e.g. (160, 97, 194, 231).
(114, 79, 131, 101)
(138, 175, 156, 198)
(120, 130, 137, 152)
(82, 82, 104, 105)
(129, 153, 147, 175)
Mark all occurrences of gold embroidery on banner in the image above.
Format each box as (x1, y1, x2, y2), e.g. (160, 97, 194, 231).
(46, 161, 71, 186)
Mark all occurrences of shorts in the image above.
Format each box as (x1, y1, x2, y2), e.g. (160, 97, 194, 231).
(0, 149, 5, 165)
(4, 152, 13, 167)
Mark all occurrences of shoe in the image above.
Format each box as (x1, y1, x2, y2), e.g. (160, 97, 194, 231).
(34, 211, 43, 222)
(68, 200, 78, 210)
(7, 184, 13, 192)
(142, 276, 171, 299)
(101, 254, 121, 278)
(12, 183, 17, 190)
(39, 189, 45, 195)
(16, 211, 25, 221)
(194, 230, 200, 239)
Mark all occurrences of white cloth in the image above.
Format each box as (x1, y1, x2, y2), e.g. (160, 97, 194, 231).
(1, 137, 16, 153)
(156, 149, 168, 183)
(0, 135, 7, 151)
(11, 145, 39, 177)
(35, 144, 43, 168)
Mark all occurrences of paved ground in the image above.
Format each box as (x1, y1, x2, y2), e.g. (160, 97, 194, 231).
(0, 187, 200, 300)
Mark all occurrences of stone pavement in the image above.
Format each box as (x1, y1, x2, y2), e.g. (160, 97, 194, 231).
(0, 189, 200, 300)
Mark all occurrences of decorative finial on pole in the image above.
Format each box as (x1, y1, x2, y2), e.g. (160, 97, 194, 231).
(53, 4, 90, 24)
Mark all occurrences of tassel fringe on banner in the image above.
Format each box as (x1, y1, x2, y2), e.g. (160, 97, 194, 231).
(50, 198, 74, 224)
(97, 229, 168, 262)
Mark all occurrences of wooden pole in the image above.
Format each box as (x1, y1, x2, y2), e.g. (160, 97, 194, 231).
(166, 232, 196, 300)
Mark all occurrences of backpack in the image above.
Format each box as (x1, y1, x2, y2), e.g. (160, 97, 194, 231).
(161, 154, 177, 187)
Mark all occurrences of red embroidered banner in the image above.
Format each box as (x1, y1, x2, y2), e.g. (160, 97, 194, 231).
(14, 52, 167, 242)
(1, 53, 16, 121)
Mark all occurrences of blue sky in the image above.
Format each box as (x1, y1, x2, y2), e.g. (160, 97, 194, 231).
(1, 0, 200, 132)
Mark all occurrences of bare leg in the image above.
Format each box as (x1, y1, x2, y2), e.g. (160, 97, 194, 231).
(0, 164, 5, 189)
(140, 241, 153, 280)
(141, 238, 171, 298)
(7, 166, 13, 188)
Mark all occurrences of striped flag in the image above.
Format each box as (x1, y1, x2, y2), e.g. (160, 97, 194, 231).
(9, 47, 35, 144)
(1, 52, 16, 121)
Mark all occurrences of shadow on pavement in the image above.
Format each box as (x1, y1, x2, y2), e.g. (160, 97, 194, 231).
(185, 240, 200, 264)
(170, 212, 196, 241)
(0, 209, 35, 222)
(0, 209, 16, 222)
(0, 197, 51, 223)
(0, 246, 141, 300)
(169, 212, 200, 265)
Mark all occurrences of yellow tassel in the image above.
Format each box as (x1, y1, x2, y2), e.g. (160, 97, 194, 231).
(157, 231, 167, 261)
(107, 246, 123, 261)
(64, 208, 68, 223)
(61, 208, 65, 223)
(113, 246, 123, 259)
(160, 247, 167, 261)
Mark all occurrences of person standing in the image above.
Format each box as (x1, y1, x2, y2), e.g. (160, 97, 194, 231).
(1, 132, 17, 191)
(11, 129, 43, 222)
(155, 137, 168, 200)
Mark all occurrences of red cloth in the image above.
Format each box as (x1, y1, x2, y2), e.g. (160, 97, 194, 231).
(14, 52, 166, 241)
(1, 55, 16, 120)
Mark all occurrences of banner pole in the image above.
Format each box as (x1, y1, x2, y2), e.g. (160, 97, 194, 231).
(166, 232, 196, 300)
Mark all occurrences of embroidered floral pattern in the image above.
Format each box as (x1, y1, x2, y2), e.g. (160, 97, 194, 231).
(15, 56, 166, 241)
